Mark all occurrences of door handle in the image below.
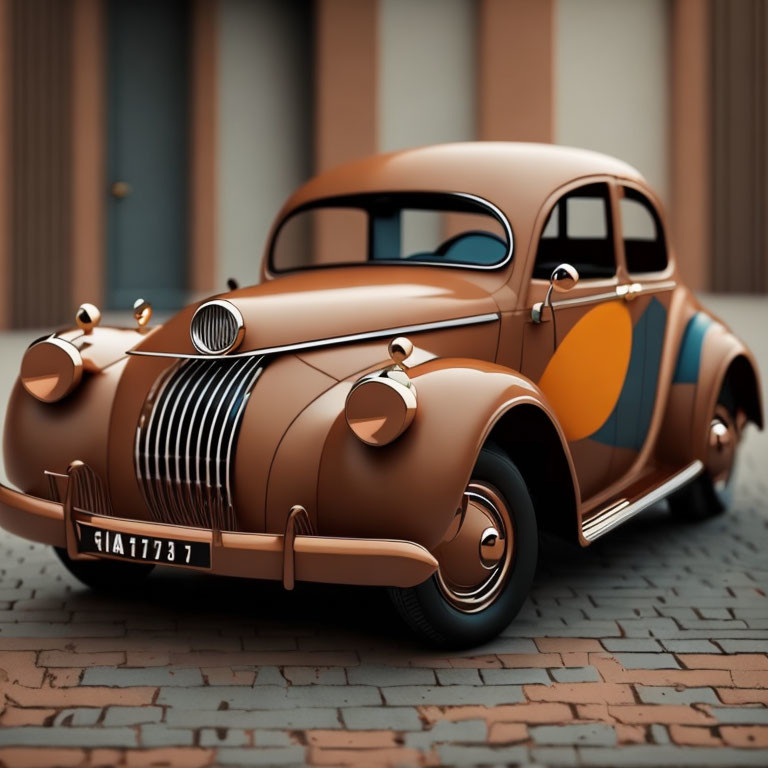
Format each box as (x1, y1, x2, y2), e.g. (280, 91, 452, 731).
(110, 181, 132, 199)
(617, 283, 642, 301)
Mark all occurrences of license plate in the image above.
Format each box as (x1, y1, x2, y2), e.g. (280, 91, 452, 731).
(76, 523, 211, 568)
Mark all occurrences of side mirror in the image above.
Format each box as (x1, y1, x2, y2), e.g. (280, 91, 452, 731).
(550, 263, 579, 293)
(532, 263, 579, 323)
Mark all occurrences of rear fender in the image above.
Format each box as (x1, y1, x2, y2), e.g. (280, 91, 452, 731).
(694, 321, 763, 458)
(658, 311, 762, 468)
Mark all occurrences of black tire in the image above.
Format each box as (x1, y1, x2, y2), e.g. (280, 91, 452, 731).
(54, 547, 154, 592)
(668, 380, 739, 521)
(389, 447, 538, 648)
(667, 472, 731, 521)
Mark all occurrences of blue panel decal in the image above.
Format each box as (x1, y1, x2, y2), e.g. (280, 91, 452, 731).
(591, 297, 667, 451)
(673, 312, 713, 384)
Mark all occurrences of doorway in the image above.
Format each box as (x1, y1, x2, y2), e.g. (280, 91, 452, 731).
(106, 0, 189, 310)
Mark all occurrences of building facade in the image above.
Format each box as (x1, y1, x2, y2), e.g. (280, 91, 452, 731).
(0, 0, 765, 329)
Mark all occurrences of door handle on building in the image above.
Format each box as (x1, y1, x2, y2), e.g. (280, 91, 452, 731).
(110, 181, 132, 199)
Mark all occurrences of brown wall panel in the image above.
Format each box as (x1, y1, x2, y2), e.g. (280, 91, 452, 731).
(712, 0, 768, 293)
(71, 0, 105, 311)
(11, 0, 74, 328)
(670, 0, 711, 291)
(313, 0, 377, 263)
(190, 0, 217, 297)
(476, 0, 554, 142)
(314, 0, 377, 172)
(0, 0, 10, 330)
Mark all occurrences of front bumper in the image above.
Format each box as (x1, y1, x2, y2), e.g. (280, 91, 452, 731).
(0, 467, 438, 589)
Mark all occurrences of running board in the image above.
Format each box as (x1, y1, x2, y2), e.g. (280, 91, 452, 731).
(581, 460, 704, 542)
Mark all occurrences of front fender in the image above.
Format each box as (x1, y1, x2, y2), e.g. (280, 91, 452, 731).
(3, 324, 153, 500)
(267, 357, 577, 551)
(3, 358, 128, 498)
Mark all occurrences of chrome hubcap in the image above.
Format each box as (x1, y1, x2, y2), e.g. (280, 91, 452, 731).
(479, 526, 503, 569)
(707, 405, 738, 491)
(433, 482, 514, 614)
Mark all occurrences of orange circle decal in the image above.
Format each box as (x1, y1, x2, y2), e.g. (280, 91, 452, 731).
(538, 302, 633, 442)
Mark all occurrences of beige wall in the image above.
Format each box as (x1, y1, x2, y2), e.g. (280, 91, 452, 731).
(378, 0, 476, 152)
(216, 0, 312, 290)
(212, 0, 700, 293)
(556, 0, 670, 204)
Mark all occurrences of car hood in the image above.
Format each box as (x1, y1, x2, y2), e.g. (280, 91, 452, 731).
(131, 266, 500, 357)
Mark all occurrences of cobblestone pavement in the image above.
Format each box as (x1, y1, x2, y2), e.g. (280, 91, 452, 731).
(0, 297, 766, 767)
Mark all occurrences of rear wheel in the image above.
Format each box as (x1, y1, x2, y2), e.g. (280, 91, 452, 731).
(668, 382, 742, 520)
(54, 547, 154, 592)
(389, 447, 537, 648)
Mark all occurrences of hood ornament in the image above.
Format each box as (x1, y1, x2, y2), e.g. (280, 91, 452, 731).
(76, 303, 101, 334)
(133, 298, 153, 330)
(388, 336, 414, 369)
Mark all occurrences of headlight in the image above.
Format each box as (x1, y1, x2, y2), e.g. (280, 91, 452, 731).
(21, 338, 83, 403)
(345, 367, 417, 446)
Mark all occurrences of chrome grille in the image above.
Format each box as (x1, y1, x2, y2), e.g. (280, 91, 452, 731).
(135, 357, 263, 531)
(69, 463, 114, 517)
(190, 300, 244, 355)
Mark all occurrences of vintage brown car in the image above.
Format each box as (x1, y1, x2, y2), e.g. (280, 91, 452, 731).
(0, 143, 762, 647)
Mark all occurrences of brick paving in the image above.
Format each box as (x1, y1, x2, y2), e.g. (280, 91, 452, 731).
(0, 296, 766, 767)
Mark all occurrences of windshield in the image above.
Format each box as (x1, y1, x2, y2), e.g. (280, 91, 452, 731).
(269, 192, 512, 273)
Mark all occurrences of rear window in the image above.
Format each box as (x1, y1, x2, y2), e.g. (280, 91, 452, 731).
(270, 193, 512, 273)
(620, 187, 668, 274)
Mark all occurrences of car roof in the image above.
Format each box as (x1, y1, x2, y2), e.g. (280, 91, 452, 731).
(280, 142, 647, 225)
(268, 142, 653, 289)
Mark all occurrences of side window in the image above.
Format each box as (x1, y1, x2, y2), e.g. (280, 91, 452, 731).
(534, 183, 616, 280)
(620, 188, 668, 274)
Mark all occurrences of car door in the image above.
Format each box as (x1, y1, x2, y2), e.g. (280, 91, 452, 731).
(521, 180, 628, 501)
(592, 183, 675, 485)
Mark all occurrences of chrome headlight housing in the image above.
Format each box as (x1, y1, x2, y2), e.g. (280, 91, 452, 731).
(21, 337, 83, 403)
(190, 300, 245, 355)
(345, 366, 417, 447)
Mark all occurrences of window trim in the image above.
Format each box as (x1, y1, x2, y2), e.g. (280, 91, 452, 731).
(531, 180, 618, 282)
(267, 191, 514, 274)
(618, 184, 670, 278)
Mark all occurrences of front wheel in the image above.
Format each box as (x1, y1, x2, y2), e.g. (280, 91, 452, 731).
(389, 447, 537, 648)
(54, 547, 155, 592)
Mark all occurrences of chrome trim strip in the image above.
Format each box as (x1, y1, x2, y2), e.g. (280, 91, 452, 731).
(549, 280, 677, 311)
(638, 279, 677, 292)
(138, 364, 178, 518)
(204, 359, 254, 492)
(154, 362, 198, 520)
(204, 360, 255, 533)
(192, 359, 245, 510)
(128, 312, 501, 360)
(223, 365, 263, 515)
(173, 362, 206, 509)
(183, 363, 225, 525)
(549, 290, 619, 310)
(581, 460, 704, 542)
